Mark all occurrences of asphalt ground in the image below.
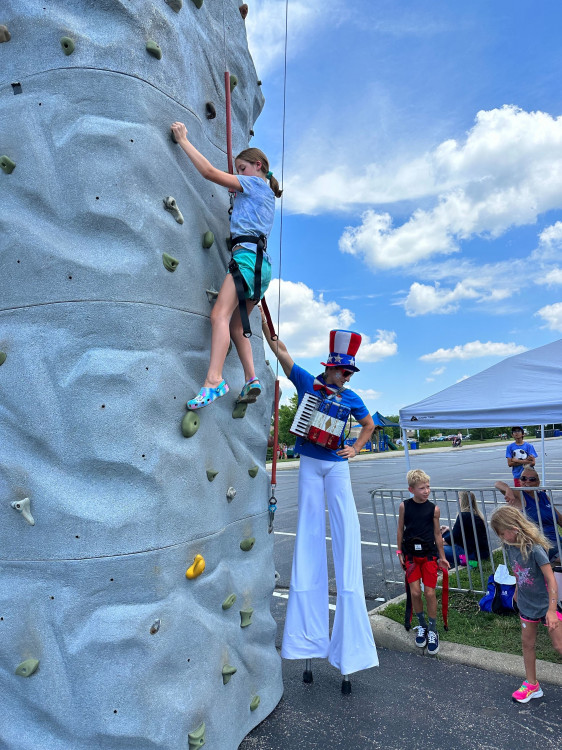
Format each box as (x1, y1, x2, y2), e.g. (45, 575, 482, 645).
(240, 439, 562, 749)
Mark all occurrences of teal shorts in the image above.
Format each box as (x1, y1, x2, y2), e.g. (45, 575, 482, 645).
(229, 249, 272, 300)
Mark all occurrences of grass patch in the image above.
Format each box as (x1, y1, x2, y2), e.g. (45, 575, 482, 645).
(381, 551, 562, 664)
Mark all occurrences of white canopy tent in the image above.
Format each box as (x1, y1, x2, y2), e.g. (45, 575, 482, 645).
(399, 338, 562, 483)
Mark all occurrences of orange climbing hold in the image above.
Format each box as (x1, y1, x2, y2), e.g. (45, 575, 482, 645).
(239, 4, 248, 20)
(185, 554, 206, 579)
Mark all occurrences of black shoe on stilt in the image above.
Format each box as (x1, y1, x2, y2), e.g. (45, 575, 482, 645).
(302, 659, 313, 683)
(341, 676, 351, 695)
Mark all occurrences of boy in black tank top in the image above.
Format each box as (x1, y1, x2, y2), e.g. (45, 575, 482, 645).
(397, 469, 449, 654)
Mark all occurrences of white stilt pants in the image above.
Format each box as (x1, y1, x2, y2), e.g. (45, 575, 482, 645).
(281, 455, 378, 675)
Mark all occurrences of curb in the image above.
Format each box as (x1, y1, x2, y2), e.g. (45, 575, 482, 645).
(368, 596, 562, 686)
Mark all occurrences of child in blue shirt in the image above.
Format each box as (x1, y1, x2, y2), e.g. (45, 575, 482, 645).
(506, 426, 537, 486)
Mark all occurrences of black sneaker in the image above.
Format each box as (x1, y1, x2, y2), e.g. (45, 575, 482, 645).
(414, 626, 427, 648)
(427, 629, 439, 655)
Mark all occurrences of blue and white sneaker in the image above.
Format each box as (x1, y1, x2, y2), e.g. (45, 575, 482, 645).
(237, 377, 261, 403)
(414, 626, 427, 648)
(427, 629, 439, 655)
(186, 380, 229, 410)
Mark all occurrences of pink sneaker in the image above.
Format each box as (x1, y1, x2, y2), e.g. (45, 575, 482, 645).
(512, 681, 543, 703)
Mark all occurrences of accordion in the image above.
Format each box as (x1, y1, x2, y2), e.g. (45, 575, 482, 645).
(290, 393, 351, 451)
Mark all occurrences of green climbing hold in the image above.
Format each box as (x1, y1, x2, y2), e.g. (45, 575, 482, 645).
(248, 465, 258, 478)
(191, 0, 204, 8)
(202, 231, 214, 249)
(230, 75, 238, 92)
(162, 253, 179, 272)
(0, 352, 6, 366)
(0, 156, 16, 174)
(206, 469, 218, 482)
(146, 41, 162, 59)
(165, 0, 183, 11)
(222, 593, 236, 610)
(181, 411, 200, 438)
(60, 37, 75, 55)
(222, 665, 237, 685)
(240, 537, 255, 552)
(0, 25, 11, 43)
(15, 658, 39, 677)
(240, 608, 253, 628)
(232, 402, 247, 420)
(250, 695, 261, 711)
(188, 722, 205, 749)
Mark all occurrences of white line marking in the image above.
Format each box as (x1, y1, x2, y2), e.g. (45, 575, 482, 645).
(273, 531, 396, 548)
(273, 590, 336, 611)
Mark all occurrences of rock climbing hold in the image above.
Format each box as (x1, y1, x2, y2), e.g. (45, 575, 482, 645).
(12, 82, 22, 94)
(165, 0, 183, 11)
(240, 537, 255, 552)
(202, 231, 214, 249)
(230, 75, 238, 92)
(60, 37, 75, 55)
(190, 0, 204, 8)
(249, 129, 254, 137)
(232, 402, 247, 420)
(11, 497, 35, 526)
(222, 665, 237, 685)
(0, 352, 6, 366)
(0, 25, 11, 43)
(205, 102, 216, 120)
(181, 411, 200, 438)
(206, 469, 218, 482)
(186, 554, 205, 579)
(222, 593, 236, 610)
(0, 156, 16, 174)
(163, 196, 184, 224)
(239, 4, 248, 20)
(226, 487, 236, 502)
(257, 80, 262, 86)
(146, 41, 162, 59)
(188, 722, 205, 749)
(250, 695, 260, 711)
(150, 619, 161, 634)
(240, 608, 253, 628)
(162, 253, 180, 272)
(248, 465, 258, 478)
(15, 658, 39, 677)
(205, 288, 219, 304)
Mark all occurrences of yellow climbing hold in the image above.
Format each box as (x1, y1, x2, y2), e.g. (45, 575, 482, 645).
(188, 722, 205, 749)
(202, 231, 214, 249)
(186, 554, 205, 579)
(15, 658, 39, 677)
(222, 665, 237, 684)
(240, 537, 255, 552)
(250, 695, 260, 711)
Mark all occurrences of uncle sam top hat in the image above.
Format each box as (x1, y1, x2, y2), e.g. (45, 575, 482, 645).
(321, 329, 362, 372)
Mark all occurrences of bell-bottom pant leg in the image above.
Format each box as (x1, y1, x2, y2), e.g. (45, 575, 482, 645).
(325, 460, 379, 675)
(281, 456, 330, 660)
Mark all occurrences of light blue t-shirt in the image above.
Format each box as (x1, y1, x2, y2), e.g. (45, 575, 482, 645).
(506, 441, 537, 479)
(290, 364, 369, 462)
(230, 175, 275, 262)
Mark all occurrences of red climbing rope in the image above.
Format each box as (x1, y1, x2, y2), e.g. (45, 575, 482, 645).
(260, 298, 278, 341)
(224, 71, 234, 175)
(268, 380, 280, 533)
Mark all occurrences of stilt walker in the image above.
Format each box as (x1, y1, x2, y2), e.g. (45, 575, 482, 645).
(261, 320, 379, 692)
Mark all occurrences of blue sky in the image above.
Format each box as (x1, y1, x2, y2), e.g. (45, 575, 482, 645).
(245, 0, 562, 415)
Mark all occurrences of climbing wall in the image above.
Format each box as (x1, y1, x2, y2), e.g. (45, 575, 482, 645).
(0, 2, 282, 748)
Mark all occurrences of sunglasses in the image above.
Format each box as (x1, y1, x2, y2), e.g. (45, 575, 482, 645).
(520, 476, 538, 482)
(342, 370, 354, 377)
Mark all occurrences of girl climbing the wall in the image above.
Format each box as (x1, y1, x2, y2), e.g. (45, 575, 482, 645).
(170, 122, 282, 410)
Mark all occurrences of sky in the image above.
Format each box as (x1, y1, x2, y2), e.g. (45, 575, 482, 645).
(244, 0, 562, 416)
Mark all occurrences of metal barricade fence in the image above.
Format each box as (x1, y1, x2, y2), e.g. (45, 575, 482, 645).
(369, 486, 562, 595)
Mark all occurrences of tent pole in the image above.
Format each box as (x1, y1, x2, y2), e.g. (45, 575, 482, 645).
(403, 429, 411, 472)
(540, 424, 546, 485)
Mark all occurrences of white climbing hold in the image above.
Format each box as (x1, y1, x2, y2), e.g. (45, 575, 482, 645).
(226, 487, 236, 501)
(163, 196, 184, 224)
(11, 497, 35, 526)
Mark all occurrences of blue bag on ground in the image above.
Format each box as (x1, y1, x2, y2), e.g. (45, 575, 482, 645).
(478, 565, 518, 615)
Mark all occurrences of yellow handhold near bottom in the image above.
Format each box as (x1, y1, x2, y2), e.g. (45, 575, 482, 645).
(186, 554, 205, 579)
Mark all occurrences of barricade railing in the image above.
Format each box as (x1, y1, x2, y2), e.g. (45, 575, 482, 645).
(369, 486, 562, 595)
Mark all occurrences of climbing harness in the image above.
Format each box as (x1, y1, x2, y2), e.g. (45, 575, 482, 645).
(227, 233, 267, 338)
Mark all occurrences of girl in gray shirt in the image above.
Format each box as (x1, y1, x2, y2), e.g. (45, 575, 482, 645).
(491, 506, 562, 704)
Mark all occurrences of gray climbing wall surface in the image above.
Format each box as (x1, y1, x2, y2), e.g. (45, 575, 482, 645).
(0, 2, 282, 748)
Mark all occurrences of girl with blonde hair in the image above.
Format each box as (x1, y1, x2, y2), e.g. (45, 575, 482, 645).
(490, 506, 562, 703)
(440, 491, 490, 566)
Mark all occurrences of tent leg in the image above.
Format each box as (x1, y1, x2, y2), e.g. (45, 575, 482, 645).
(540, 424, 546, 486)
(403, 429, 411, 472)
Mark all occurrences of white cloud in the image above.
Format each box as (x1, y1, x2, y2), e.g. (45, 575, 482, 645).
(535, 302, 562, 331)
(402, 281, 479, 316)
(355, 388, 382, 401)
(533, 221, 562, 261)
(537, 268, 562, 286)
(277, 375, 296, 405)
(432, 366, 446, 375)
(264, 278, 398, 362)
(456, 375, 470, 383)
(419, 340, 527, 362)
(246, 0, 337, 77)
(425, 377, 435, 383)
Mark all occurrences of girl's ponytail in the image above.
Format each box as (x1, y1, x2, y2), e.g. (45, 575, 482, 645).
(267, 173, 283, 198)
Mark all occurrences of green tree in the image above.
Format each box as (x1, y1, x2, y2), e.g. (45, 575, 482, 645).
(276, 392, 299, 445)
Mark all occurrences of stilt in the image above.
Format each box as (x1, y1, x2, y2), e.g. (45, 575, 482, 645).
(302, 659, 313, 683)
(341, 675, 351, 695)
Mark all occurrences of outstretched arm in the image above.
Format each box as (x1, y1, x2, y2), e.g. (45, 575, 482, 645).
(495, 480, 523, 509)
(260, 307, 294, 377)
(171, 122, 242, 191)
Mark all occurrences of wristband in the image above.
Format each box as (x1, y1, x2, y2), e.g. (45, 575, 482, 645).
(396, 550, 403, 556)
